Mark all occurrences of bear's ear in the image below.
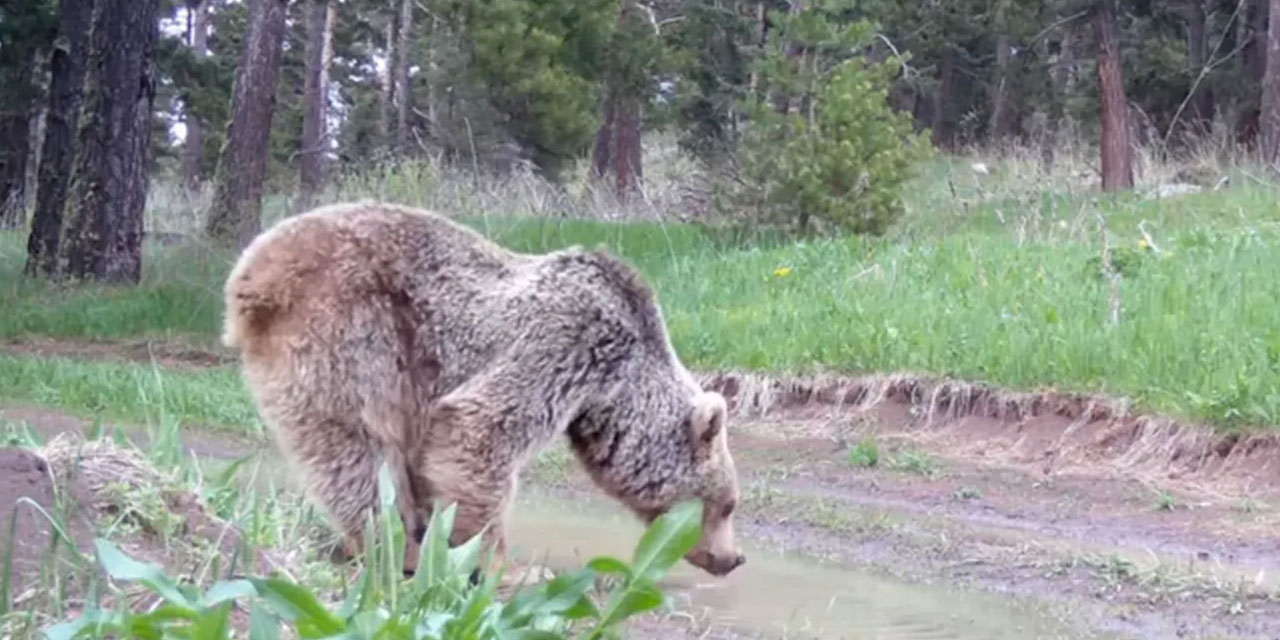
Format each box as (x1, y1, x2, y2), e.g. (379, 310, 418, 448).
(689, 391, 728, 449)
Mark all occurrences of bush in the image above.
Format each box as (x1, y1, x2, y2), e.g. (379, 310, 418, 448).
(721, 1, 931, 237)
(44, 465, 706, 639)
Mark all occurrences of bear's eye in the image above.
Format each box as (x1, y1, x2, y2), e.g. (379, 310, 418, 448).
(720, 500, 736, 518)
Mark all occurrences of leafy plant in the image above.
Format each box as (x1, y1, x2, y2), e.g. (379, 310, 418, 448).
(43, 464, 705, 639)
(846, 436, 880, 468)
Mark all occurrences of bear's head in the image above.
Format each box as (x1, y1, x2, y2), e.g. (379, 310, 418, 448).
(613, 389, 745, 577)
(568, 380, 745, 577)
(676, 390, 745, 577)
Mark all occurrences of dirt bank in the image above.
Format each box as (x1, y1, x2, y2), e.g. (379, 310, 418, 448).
(0, 434, 277, 639)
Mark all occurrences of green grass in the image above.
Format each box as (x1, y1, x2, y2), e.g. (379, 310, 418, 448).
(3, 162, 1280, 430)
(0, 355, 258, 432)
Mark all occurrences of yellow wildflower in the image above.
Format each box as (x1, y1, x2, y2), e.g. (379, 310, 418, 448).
(1137, 237, 1149, 249)
(773, 266, 792, 278)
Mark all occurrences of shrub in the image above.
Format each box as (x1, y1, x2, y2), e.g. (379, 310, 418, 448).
(721, 0, 932, 237)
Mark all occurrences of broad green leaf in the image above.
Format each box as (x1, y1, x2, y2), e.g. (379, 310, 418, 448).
(336, 564, 371, 619)
(43, 610, 127, 640)
(501, 568, 596, 623)
(628, 500, 703, 582)
(199, 579, 257, 608)
(584, 556, 629, 577)
(190, 602, 233, 640)
(412, 503, 457, 591)
(593, 583, 664, 631)
(505, 631, 565, 640)
(94, 538, 196, 611)
(247, 602, 280, 640)
(248, 577, 346, 637)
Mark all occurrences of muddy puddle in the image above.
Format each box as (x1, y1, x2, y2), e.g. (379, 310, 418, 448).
(506, 497, 1106, 640)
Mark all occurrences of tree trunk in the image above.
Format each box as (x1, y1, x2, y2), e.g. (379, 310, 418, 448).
(181, 0, 211, 190)
(748, 1, 766, 97)
(56, 0, 160, 284)
(299, 0, 335, 209)
(25, 0, 95, 278)
(771, 1, 805, 116)
(931, 50, 955, 150)
(989, 0, 1013, 144)
(0, 46, 40, 229)
(1261, 0, 1280, 165)
(1095, 0, 1133, 191)
(1184, 0, 1214, 132)
(204, 0, 289, 249)
(1246, 0, 1269, 83)
(1047, 24, 1077, 156)
(591, 1, 645, 200)
(592, 94, 616, 180)
(394, 0, 414, 154)
(378, 10, 398, 150)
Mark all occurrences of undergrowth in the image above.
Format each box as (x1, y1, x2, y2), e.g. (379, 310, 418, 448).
(46, 470, 704, 640)
(3, 415, 704, 640)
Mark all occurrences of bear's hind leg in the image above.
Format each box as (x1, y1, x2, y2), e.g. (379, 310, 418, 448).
(287, 419, 380, 563)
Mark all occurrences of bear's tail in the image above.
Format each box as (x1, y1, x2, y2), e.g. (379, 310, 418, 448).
(221, 233, 297, 351)
(221, 283, 282, 351)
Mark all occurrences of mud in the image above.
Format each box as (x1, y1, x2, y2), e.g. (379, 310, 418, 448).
(0, 447, 95, 602)
(506, 498, 1110, 640)
(4, 340, 1280, 638)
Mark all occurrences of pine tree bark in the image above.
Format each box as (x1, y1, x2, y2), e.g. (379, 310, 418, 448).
(299, 0, 335, 208)
(1261, 0, 1280, 165)
(25, 0, 95, 278)
(394, 0, 415, 154)
(1245, 0, 1269, 83)
(204, 0, 289, 249)
(378, 10, 398, 150)
(1045, 24, 1077, 167)
(1095, 0, 1133, 191)
(591, 1, 645, 200)
(0, 32, 46, 229)
(181, 0, 211, 190)
(1184, 0, 1214, 130)
(931, 51, 955, 150)
(56, 0, 161, 284)
(990, 34, 1013, 143)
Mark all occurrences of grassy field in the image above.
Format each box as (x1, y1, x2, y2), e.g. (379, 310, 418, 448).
(3, 150, 1280, 431)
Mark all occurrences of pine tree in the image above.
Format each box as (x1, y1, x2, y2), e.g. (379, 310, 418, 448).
(25, 0, 95, 277)
(204, 0, 289, 249)
(55, 0, 163, 283)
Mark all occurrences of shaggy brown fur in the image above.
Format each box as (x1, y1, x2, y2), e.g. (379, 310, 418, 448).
(221, 201, 745, 577)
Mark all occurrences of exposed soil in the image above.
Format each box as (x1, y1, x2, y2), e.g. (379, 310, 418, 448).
(0, 337, 236, 371)
(4, 340, 1280, 638)
(0, 433, 277, 634)
(0, 447, 95, 603)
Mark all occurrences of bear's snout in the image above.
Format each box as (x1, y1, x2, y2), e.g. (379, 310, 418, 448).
(687, 548, 746, 576)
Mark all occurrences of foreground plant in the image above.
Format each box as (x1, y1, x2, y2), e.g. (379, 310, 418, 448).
(43, 465, 705, 639)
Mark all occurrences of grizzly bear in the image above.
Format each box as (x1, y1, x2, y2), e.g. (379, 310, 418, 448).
(221, 201, 746, 579)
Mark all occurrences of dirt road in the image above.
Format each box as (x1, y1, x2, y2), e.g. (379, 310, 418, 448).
(3, 340, 1280, 639)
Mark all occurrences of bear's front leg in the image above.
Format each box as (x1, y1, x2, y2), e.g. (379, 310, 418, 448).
(420, 443, 555, 588)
